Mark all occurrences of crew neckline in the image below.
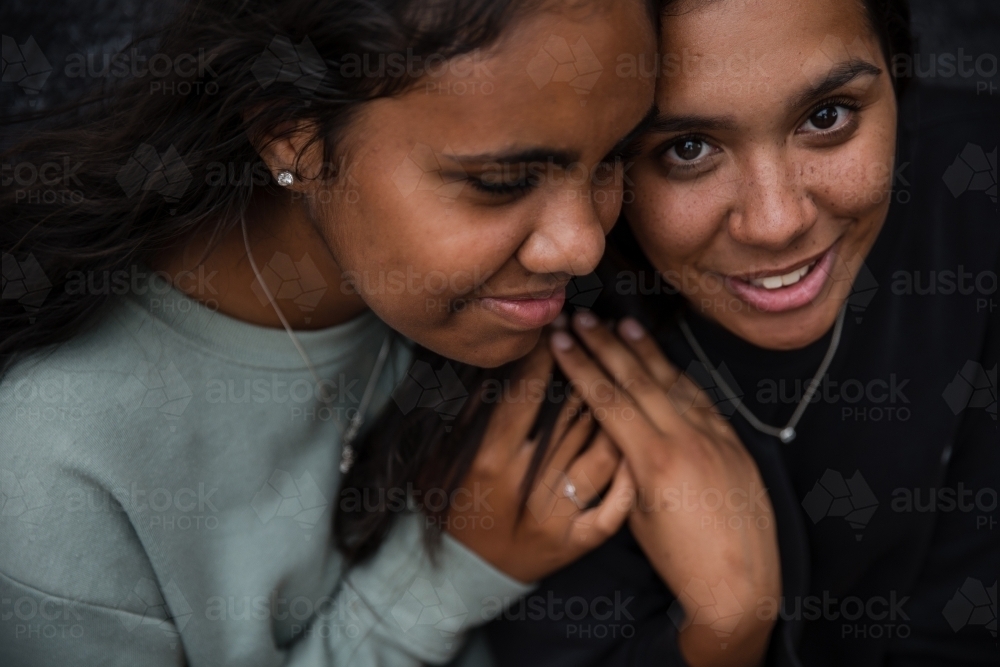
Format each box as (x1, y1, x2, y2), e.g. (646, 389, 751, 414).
(672, 302, 841, 426)
(122, 265, 388, 370)
(680, 303, 835, 384)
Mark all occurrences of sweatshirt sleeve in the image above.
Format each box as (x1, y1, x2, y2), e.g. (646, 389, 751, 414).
(298, 511, 534, 666)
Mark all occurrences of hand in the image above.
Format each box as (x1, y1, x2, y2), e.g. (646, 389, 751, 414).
(550, 313, 781, 667)
(445, 335, 636, 584)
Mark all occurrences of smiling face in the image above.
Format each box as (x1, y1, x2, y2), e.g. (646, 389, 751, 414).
(625, 0, 897, 350)
(293, 1, 655, 367)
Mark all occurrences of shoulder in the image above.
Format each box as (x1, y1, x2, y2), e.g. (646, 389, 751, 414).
(0, 296, 195, 463)
(0, 298, 179, 606)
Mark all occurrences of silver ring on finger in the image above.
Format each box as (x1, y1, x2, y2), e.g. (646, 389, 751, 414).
(563, 480, 583, 509)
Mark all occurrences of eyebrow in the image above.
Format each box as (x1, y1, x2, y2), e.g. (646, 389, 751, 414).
(441, 103, 659, 169)
(791, 58, 882, 110)
(442, 147, 579, 169)
(641, 60, 883, 139)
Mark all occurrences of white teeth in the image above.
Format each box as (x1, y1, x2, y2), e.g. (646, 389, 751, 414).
(750, 262, 816, 290)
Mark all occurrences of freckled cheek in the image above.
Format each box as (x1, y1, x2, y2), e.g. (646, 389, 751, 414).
(803, 144, 895, 218)
(627, 179, 725, 272)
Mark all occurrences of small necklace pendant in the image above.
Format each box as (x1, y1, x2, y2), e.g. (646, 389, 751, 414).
(340, 415, 365, 473)
(779, 427, 796, 443)
(340, 444, 355, 474)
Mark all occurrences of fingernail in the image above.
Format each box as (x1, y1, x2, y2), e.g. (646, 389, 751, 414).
(551, 331, 574, 351)
(575, 312, 598, 329)
(551, 313, 568, 330)
(620, 318, 645, 341)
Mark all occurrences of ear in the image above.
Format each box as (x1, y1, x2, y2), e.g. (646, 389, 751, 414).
(253, 121, 325, 187)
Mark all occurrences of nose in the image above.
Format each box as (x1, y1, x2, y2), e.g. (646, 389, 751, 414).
(727, 151, 818, 251)
(516, 193, 607, 278)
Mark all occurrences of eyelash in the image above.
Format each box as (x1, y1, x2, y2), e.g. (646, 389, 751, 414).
(798, 96, 863, 136)
(659, 95, 865, 173)
(468, 178, 536, 197)
(468, 147, 638, 199)
(659, 135, 719, 171)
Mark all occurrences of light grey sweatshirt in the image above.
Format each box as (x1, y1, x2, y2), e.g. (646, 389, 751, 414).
(0, 269, 530, 666)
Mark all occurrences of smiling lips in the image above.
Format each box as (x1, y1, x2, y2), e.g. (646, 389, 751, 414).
(725, 244, 839, 312)
(478, 286, 567, 329)
(477, 245, 839, 325)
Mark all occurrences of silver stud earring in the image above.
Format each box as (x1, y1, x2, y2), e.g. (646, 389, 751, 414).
(276, 170, 294, 187)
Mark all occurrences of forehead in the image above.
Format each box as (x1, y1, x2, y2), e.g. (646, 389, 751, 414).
(658, 0, 876, 111)
(355, 2, 655, 156)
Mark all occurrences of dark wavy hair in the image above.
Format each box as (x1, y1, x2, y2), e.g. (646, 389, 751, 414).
(0, 0, 548, 369)
(1, 0, 662, 564)
(860, 0, 914, 93)
(1, 0, 909, 565)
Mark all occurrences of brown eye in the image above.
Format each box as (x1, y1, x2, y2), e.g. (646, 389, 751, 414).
(810, 106, 838, 129)
(666, 137, 713, 164)
(676, 138, 704, 161)
(800, 104, 853, 133)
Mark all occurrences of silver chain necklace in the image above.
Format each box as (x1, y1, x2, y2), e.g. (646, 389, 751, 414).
(241, 215, 392, 474)
(678, 303, 847, 443)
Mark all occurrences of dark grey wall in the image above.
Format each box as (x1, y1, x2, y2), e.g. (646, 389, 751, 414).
(908, 0, 1000, 93)
(1, 0, 168, 116)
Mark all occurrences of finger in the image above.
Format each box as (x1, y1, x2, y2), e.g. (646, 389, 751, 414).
(567, 459, 635, 548)
(617, 318, 680, 389)
(549, 331, 660, 470)
(571, 313, 684, 435)
(544, 403, 594, 474)
(481, 337, 554, 465)
(564, 431, 621, 507)
(664, 372, 726, 427)
(523, 411, 599, 522)
(547, 387, 586, 452)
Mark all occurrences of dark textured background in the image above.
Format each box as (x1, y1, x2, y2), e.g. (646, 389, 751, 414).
(1, 0, 998, 116)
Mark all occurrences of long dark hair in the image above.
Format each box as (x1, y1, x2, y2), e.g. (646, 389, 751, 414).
(5, 0, 907, 566)
(0, 0, 544, 369)
(1, 0, 661, 564)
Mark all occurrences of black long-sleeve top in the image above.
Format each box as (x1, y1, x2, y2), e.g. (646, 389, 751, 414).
(485, 83, 998, 667)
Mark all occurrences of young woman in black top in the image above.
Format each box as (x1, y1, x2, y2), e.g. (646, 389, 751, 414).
(486, 0, 997, 665)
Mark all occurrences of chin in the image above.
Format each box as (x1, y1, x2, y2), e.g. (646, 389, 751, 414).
(426, 328, 542, 368)
(727, 299, 845, 351)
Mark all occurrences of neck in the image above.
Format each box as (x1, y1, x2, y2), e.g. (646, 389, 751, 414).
(154, 190, 368, 330)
